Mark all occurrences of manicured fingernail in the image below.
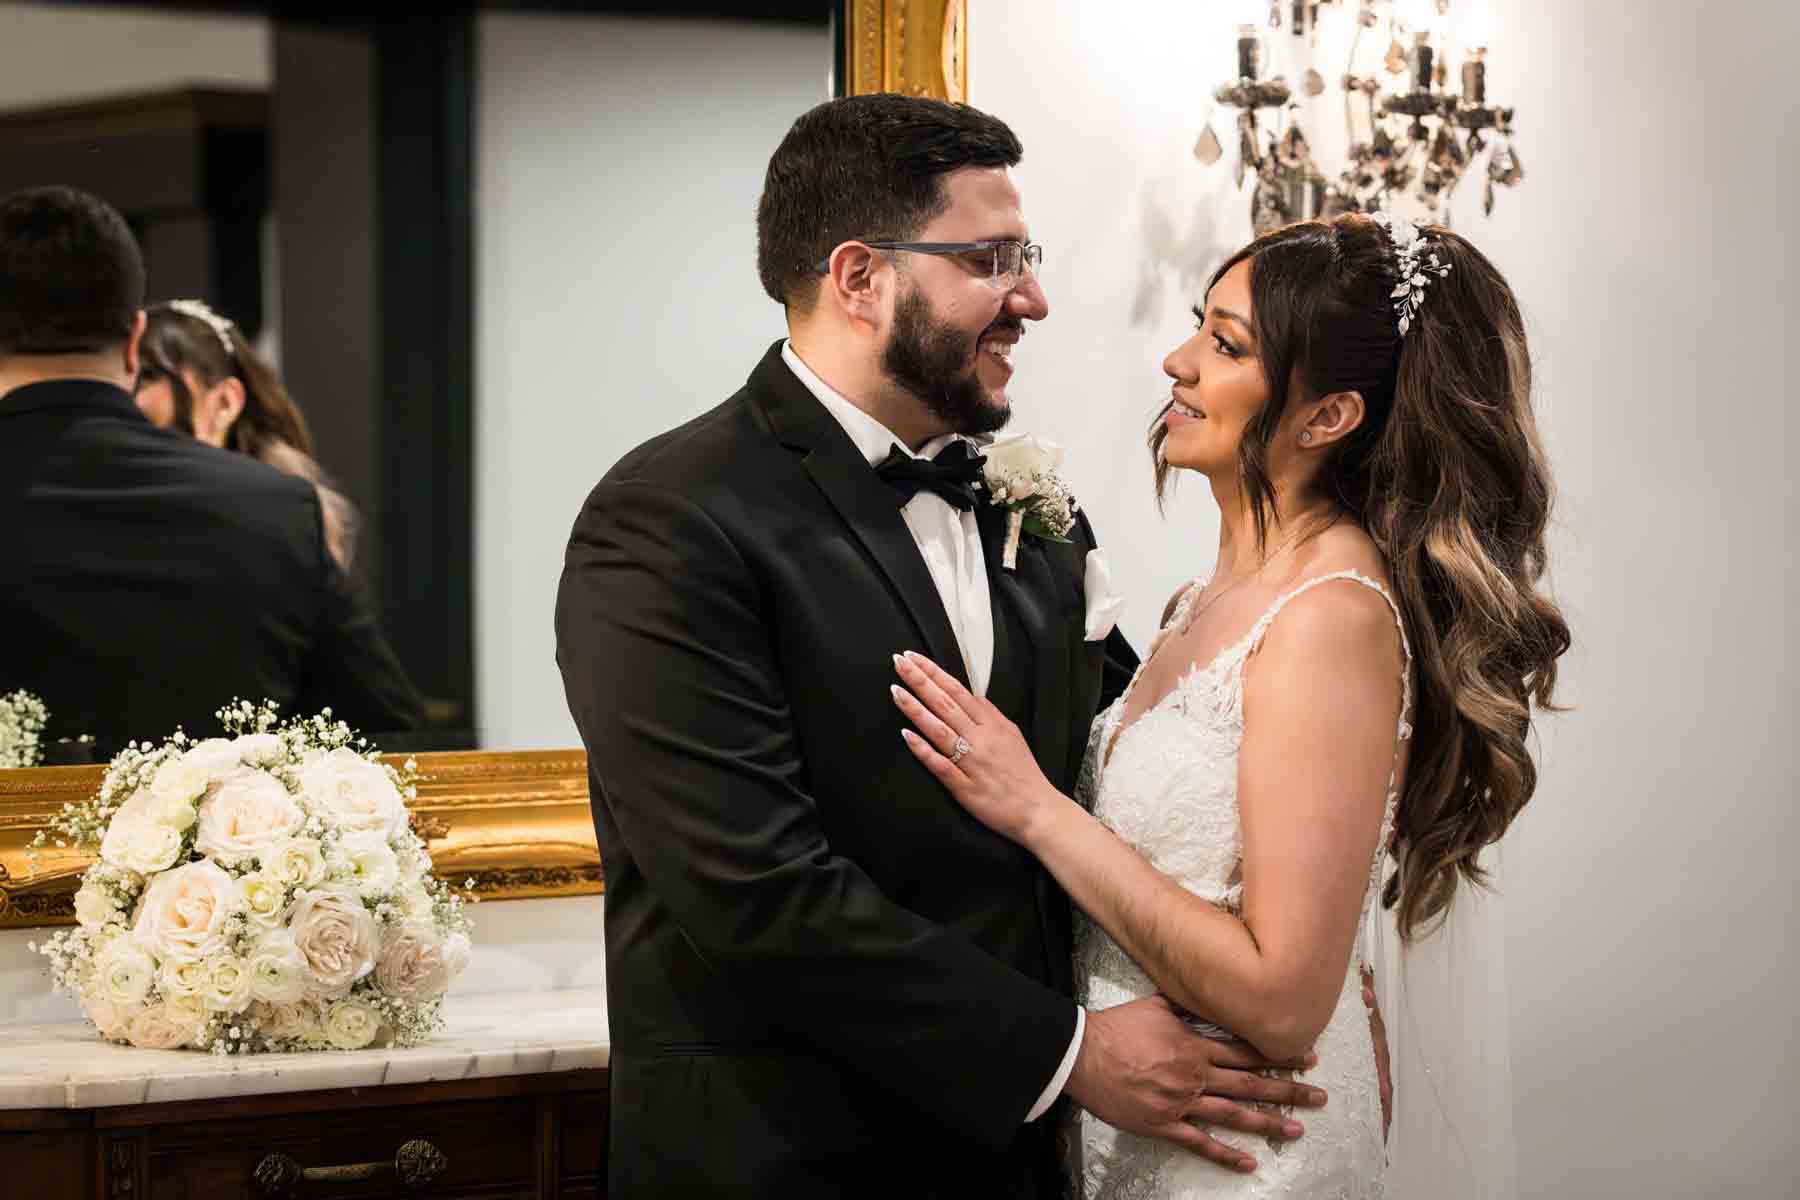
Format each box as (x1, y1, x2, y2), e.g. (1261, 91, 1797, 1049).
(900, 729, 917, 744)
(1308, 1087, 1327, 1105)
(890, 685, 905, 701)
(1283, 1121, 1303, 1138)
(904, 650, 922, 661)
(892, 653, 905, 669)
(1239, 1156, 1256, 1172)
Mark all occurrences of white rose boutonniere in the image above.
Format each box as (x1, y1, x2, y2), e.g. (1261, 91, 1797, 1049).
(977, 433, 1078, 569)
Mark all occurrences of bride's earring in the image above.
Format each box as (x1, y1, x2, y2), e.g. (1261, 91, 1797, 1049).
(1299, 430, 1314, 445)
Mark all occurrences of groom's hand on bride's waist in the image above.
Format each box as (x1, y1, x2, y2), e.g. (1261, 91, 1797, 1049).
(1064, 994, 1327, 1175)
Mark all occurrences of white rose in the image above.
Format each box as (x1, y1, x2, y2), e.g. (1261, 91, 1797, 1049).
(287, 885, 378, 1000)
(298, 749, 407, 841)
(93, 939, 157, 1007)
(261, 998, 323, 1043)
(202, 953, 255, 1013)
(374, 920, 453, 1002)
(73, 877, 123, 930)
(396, 881, 436, 921)
(335, 833, 400, 898)
(981, 432, 1065, 482)
(236, 872, 288, 928)
(146, 789, 199, 833)
(148, 759, 209, 805)
(126, 1002, 197, 1050)
(179, 737, 245, 781)
(193, 769, 305, 866)
(132, 859, 237, 964)
(232, 732, 288, 767)
(323, 996, 383, 1050)
(98, 802, 183, 875)
(79, 980, 137, 1041)
(247, 930, 309, 1007)
(267, 836, 328, 889)
(158, 957, 211, 1002)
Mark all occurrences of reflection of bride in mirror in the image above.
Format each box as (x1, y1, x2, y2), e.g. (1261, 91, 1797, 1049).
(134, 300, 357, 571)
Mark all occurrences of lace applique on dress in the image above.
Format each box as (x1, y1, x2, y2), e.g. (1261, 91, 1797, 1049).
(1072, 571, 1412, 1198)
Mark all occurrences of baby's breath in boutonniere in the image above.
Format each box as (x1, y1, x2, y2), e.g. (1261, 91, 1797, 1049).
(978, 433, 1078, 570)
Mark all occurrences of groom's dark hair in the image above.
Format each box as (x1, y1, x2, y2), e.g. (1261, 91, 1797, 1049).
(0, 185, 144, 356)
(756, 93, 1023, 310)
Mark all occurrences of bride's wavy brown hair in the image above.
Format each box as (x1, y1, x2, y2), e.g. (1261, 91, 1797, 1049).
(1151, 214, 1571, 940)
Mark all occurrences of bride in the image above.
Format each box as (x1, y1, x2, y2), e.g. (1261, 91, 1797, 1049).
(893, 212, 1569, 1196)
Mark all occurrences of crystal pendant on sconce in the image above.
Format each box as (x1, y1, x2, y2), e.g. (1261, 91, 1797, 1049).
(1489, 140, 1524, 187)
(1303, 67, 1326, 97)
(1428, 125, 1466, 170)
(1235, 112, 1258, 188)
(1194, 124, 1224, 166)
(1483, 175, 1496, 216)
(1276, 123, 1313, 169)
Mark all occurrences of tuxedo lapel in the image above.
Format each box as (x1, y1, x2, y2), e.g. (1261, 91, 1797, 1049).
(977, 503, 1076, 785)
(752, 344, 968, 686)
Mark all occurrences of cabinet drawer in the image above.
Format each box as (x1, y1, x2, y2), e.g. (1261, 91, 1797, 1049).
(138, 1096, 537, 1199)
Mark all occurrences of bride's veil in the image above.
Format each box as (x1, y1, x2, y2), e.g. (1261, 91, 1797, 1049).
(1368, 847, 1518, 1200)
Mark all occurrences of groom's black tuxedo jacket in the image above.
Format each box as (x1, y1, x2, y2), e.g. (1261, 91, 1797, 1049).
(0, 379, 423, 754)
(556, 343, 1137, 1198)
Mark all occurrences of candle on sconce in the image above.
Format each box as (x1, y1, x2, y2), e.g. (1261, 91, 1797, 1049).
(1408, 32, 1436, 93)
(1237, 24, 1263, 80)
(1462, 47, 1487, 103)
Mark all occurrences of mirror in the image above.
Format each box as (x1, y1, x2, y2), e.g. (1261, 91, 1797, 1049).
(0, 0, 964, 925)
(0, 1, 837, 760)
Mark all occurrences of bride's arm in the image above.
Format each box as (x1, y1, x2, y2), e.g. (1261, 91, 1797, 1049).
(894, 584, 1402, 1063)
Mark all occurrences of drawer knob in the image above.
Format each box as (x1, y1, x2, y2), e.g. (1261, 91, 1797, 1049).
(254, 1138, 448, 1195)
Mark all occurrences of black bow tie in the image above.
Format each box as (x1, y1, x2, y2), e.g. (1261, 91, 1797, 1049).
(874, 440, 985, 511)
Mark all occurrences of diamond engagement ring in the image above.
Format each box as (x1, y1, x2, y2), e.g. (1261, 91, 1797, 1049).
(949, 736, 973, 765)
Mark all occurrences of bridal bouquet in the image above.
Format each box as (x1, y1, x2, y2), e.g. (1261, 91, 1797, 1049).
(0, 689, 49, 768)
(30, 702, 473, 1054)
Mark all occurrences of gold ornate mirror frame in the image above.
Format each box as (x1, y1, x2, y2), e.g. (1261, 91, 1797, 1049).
(0, 751, 599, 929)
(842, 0, 968, 102)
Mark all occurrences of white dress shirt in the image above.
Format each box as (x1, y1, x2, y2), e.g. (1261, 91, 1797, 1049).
(780, 341, 1084, 1123)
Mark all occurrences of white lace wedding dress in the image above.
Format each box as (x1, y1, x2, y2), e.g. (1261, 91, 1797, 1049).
(1071, 571, 1413, 1199)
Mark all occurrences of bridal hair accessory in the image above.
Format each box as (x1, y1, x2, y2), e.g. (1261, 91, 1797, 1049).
(1369, 212, 1450, 339)
(167, 299, 236, 357)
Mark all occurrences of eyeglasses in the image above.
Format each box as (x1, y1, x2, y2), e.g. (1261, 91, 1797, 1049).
(814, 240, 1043, 282)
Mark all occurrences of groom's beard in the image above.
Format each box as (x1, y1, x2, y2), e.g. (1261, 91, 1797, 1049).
(882, 287, 1015, 437)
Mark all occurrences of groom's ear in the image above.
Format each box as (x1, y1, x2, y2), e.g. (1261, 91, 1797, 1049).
(823, 241, 888, 332)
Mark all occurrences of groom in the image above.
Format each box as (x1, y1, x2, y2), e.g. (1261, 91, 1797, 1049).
(555, 95, 1321, 1198)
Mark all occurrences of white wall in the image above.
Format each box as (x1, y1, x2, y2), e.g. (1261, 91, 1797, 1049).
(969, 1, 1799, 1196)
(474, 13, 830, 748)
(0, 2, 268, 112)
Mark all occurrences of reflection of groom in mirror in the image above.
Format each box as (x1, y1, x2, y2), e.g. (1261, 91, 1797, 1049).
(0, 186, 422, 754)
(555, 96, 1322, 1198)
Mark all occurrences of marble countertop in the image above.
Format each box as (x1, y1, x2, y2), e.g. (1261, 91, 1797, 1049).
(0, 987, 608, 1110)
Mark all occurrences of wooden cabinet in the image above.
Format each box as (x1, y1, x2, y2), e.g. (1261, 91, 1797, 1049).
(1, 1069, 608, 1199)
